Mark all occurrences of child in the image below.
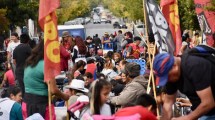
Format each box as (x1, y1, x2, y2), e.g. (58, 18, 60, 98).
(80, 79, 112, 118)
(83, 72, 93, 89)
(71, 60, 86, 79)
(0, 86, 23, 120)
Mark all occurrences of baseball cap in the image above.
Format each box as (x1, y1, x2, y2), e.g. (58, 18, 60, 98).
(153, 53, 174, 86)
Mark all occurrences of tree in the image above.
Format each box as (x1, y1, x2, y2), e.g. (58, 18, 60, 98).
(0, 8, 9, 34)
(57, 0, 94, 24)
(0, 0, 39, 29)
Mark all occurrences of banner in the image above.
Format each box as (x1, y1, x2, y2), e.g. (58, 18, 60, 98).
(194, 0, 215, 46)
(145, 0, 175, 55)
(161, 0, 182, 55)
(39, 0, 61, 81)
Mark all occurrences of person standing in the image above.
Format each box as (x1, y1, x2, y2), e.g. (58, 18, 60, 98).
(7, 32, 20, 73)
(22, 40, 69, 119)
(113, 30, 124, 53)
(126, 36, 141, 59)
(13, 33, 32, 96)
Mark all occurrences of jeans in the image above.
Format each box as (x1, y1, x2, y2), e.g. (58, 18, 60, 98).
(199, 114, 215, 120)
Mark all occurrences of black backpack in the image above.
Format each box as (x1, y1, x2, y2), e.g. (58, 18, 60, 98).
(187, 45, 215, 65)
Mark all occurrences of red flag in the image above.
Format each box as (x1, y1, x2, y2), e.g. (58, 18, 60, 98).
(161, 0, 182, 56)
(194, 0, 215, 46)
(39, 0, 61, 81)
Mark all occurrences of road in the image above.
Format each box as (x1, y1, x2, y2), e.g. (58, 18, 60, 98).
(84, 20, 129, 38)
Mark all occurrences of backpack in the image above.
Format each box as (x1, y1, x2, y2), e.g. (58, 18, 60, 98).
(187, 45, 215, 65)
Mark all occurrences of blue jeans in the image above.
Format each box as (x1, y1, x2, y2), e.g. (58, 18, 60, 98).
(199, 114, 215, 120)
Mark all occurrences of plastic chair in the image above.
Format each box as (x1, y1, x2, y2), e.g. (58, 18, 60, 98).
(126, 59, 146, 75)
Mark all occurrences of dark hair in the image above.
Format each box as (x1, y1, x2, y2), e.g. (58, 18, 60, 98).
(118, 30, 122, 34)
(96, 73, 106, 80)
(85, 72, 93, 79)
(86, 36, 92, 40)
(125, 31, 133, 39)
(134, 36, 141, 41)
(135, 93, 157, 112)
(71, 60, 86, 79)
(20, 33, 30, 43)
(76, 75, 85, 81)
(11, 32, 19, 38)
(3, 86, 22, 98)
(74, 36, 87, 54)
(194, 32, 199, 36)
(25, 39, 44, 67)
(120, 60, 128, 66)
(156, 86, 167, 96)
(90, 79, 111, 114)
(182, 33, 190, 42)
(110, 79, 117, 87)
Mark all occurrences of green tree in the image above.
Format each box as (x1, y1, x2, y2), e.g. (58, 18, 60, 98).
(0, 0, 39, 29)
(0, 8, 9, 34)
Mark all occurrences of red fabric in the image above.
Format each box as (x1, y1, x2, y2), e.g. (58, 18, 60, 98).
(60, 45, 70, 71)
(22, 102, 56, 120)
(85, 63, 96, 76)
(194, 0, 215, 47)
(39, 0, 61, 81)
(5, 69, 15, 86)
(115, 106, 157, 120)
(161, 0, 182, 55)
(129, 43, 140, 59)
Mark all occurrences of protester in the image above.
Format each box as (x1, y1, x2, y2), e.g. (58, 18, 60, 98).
(0, 63, 15, 88)
(113, 30, 124, 53)
(72, 36, 87, 64)
(179, 33, 191, 55)
(65, 79, 89, 106)
(71, 60, 86, 79)
(121, 31, 133, 58)
(110, 79, 124, 96)
(80, 79, 112, 117)
(153, 53, 215, 120)
(110, 62, 148, 107)
(84, 72, 94, 89)
(0, 86, 23, 120)
(60, 34, 71, 71)
(101, 32, 111, 44)
(101, 57, 118, 81)
(13, 33, 32, 95)
(113, 52, 121, 66)
(7, 32, 20, 73)
(85, 36, 95, 57)
(22, 40, 69, 119)
(126, 36, 141, 59)
(192, 32, 200, 47)
(85, 57, 97, 78)
(61, 31, 72, 51)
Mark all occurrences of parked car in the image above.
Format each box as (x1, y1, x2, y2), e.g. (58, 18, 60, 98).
(84, 17, 91, 24)
(113, 21, 120, 29)
(105, 19, 111, 24)
(120, 22, 127, 29)
(93, 14, 101, 24)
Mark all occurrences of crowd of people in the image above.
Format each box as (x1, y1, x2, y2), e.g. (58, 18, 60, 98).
(0, 30, 215, 120)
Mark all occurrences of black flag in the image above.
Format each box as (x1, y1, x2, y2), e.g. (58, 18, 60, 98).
(145, 0, 175, 54)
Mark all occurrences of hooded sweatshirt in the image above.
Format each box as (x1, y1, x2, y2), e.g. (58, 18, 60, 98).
(110, 75, 148, 107)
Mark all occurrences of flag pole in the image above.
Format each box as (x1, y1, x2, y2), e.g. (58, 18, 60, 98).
(142, 0, 159, 116)
(48, 81, 52, 120)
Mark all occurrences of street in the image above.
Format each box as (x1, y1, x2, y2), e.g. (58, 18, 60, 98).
(84, 20, 128, 38)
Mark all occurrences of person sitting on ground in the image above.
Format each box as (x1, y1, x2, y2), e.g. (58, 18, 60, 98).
(0, 63, 15, 88)
(0, 86, 23, 120)
(65, 79, 89, 106)
(114, 93, 157, 120)
(80, 79, 112, 118)
(101, 57, 118, 81)
(110, 62, 148, 107)
(71, 60, 86, 79)
(110, 79, 124, 96)
(84, 72, 94, 89)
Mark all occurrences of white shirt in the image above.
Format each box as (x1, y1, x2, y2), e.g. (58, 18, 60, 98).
(7, 41, 20, 62)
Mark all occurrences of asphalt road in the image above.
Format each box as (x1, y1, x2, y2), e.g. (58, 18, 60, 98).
(84, 19, 129, 38)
